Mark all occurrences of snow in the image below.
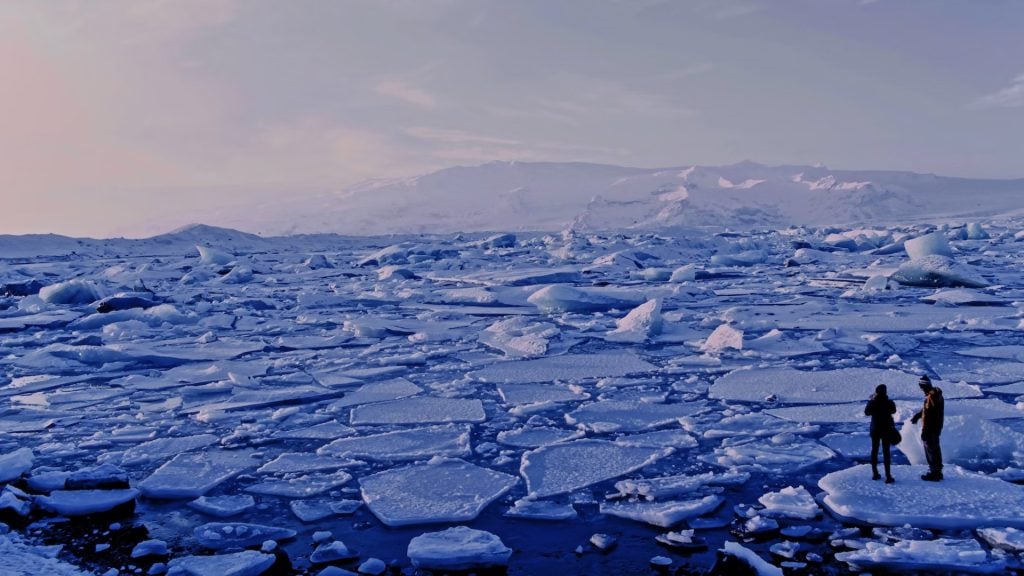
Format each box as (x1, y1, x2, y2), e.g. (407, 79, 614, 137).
(407, 526, 511, 571)
(359, 458, 517, 526)
(819, 464, 1024, 529)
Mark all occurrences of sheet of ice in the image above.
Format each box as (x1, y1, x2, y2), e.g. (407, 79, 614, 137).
(244, 470, 352, 498)
(711, 367, 980, 404)
(349, 397, 485, 425)
(479, 317, 558, 358)
(705, 439, 836, 473)
(318, 424, 471, 461)
(566, 400, 704, 432)
(835, 538, 1006, 574)
(504, 498, 578, 520)
(0, 447, 34, 483)
(474, 352, 657, 384)
(273, 421, 356, 440)
(256, 453, 355, 474)
(743, 329, 828, 357)
(359, 458, 517, 526)
(497, 383, 587, 406)
(820, 464, 1024, 529)
(37, 489, 139, 516)
(496, 426, 584, 448)
(931, 359, 1024, 385)
(193, 522, 296, 550)
(188, 494, 255, 518)
(435, 267, 582, 287)
(701, 413, 819, 438)
(407, 526, 512, 571)
(600, 495, 722, 528)
(614, 429, 698, 449)
(605, 299, 662, 343)
(185, 384, 343, 415)
(956, 345, 1024, 361)
(921, 289, 1007, 306)
(139, 450, 255, 499)
(820, 431, 872, 459)
(121, 434, 219, 467)
(520, 439, 672, 498)
(757, 486, 819, 519)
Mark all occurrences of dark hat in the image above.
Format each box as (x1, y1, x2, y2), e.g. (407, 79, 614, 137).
(875, 384, 887, 395)
(918, 375, 932, 389)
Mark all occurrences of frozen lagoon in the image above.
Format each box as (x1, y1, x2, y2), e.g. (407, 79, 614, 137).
(1, 220, 1024, 574)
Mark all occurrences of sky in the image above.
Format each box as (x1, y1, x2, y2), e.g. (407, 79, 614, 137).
(1, 0, 1022, 237)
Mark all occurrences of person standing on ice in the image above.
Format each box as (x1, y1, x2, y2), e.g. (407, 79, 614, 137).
(864, 384, 896, 483)
(910, 375, 944, 481)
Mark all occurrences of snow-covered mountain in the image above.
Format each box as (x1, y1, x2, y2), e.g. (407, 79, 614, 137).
(219, 161, 1024, 236)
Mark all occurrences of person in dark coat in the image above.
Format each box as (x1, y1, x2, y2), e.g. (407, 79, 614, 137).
(911, 374, 944, 481)
(865, 383, 897, 483)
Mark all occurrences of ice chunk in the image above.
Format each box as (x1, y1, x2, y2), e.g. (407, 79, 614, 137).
(131, 539, 168, 558)
(521, 439, 672, 498)
(474, 352, 656, 384)
(669, 264, 698, 282)
(700, 324, 743, 354)
(903, 231, 953, 260)
(360, 458, 517, 526)
(599, 495, 722, 528)
(711, 367, 980, 404)
(892, 255, 988, 288)
(566, 400, 704, 433)
(0, 448, 34, 483)
(898, 414, 1024, 468)
(605, 299, 662, 343)
(504, 498, 578, 520)
(497, 383, 586, 406)
(758, 486, 819, 519)
(39, 280, 104, 305)
(820, 464, 1024, 529)
(256, 453, 354, 474)
(496, 426, 584, 448)
(710, 250, 766, 267)
(977, 527, 1024, 552)
(318, 424, 471, 461)
(310, 540, 357, 563)
(350, 397, 485, 425)
(479, 317, 557, 358)
(614, 471, 748, 500)
(168, 550, 274, 576)
(720, 541, 783, 576)
(702, 412, 818, 438)
(614, 429, 698, 449)
(921, 289, 1006, 306)
(37, 489, 138, 516)
(188, 495, 256, 518)
(196, 245, 234, 265)
(139, 450, 255, 499)
(121, 434, 219, 466)
(244, 470, 352, 498)
(407, 526, 511, 571)
(706, 440, 835, 473)
(527, 284, 644, 313)
(193, 522, 296, 550)
(835, 538, 1005, 574)
(323, 378, 422, 410)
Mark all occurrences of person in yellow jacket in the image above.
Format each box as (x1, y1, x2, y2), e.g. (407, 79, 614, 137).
(910, 374, 944, 481)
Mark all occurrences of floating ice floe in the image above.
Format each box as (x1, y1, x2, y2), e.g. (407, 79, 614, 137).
(323, 378, 422, 410)
(720, 541, 783, 576)
(349, 397, 485, 425)
(711, 367, 980, 404)
(743, 329, 828, 357)
(605, 299, 662, 343)
(474, 352, 656, 384)
(256, 452, 355, 474)
(37, 489, 138, 516)
(977, 527, 1024, 552)
(168, 549, 275, 576)
(193, 522, 296, 550)
(757, 486, 819, 519)
(360, 458, 517, 526)
(244, 470, 352, 498)
(188, 495, 256, 518)
(504, 498, 578, 520)
(614, 471, 748, 500)
(599, 495, 722, 528)
(139, 450, 255, 499)
(407, 526, 512, 571)
(496, 426, 584, 448)
(520, 439, 672, 498)
(566, 400, 704, 433)
(318, 424, 471, 461)
(898, 414, 1024, 468)
(705, 439, 836, 474)
(820, 464, 1024, 529)
(614, 429, 698, 449)
(835, 537, 1006, 574)
(701, 412, 818, 438)
(121, 434, 220, 467)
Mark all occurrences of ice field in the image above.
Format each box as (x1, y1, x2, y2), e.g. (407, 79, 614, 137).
(2, 217, 1024, 575)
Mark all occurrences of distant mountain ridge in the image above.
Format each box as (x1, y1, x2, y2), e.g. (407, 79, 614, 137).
(214, 160, 1024, 236)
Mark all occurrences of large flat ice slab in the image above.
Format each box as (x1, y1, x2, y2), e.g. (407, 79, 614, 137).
(835, 538, 1006, 574)
(349, 397, 485, 425)
(819, 464, 1024, 529)
(566, 400, 704, 432)
(167, 550, 275, 576)
(473, 352, 656, 384)
(37, 489, 139, 516)
(360, 458, 517, 526)
(139, 450, 255, 499)
(711, 367, 980, 404)
(318, 424, 471, 461)
(521, 439, 672, 498)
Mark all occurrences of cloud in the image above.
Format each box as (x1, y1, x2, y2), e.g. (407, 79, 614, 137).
(973, 74, 1024, 109)
(405, 127, 520, 146)
(374, 79, 437, 109)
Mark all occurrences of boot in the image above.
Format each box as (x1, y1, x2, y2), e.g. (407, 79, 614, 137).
(885, 476, 895, 484)
(871, 468, 881, 481)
